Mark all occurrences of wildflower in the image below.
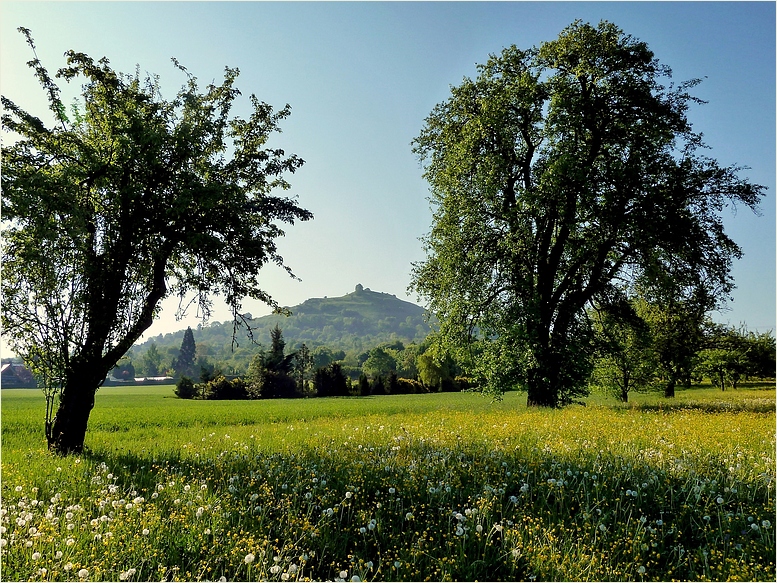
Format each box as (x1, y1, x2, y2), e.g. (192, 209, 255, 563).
(339, 571, 348, 579)
(599, 523, 607, 532)
(716, 497, 724, 504)
(751, 523, 760, 531)
(204, 528, 211, 535)
(351, 577, 361, 582)
(281, 574, 290, 581)
(388, 487, 396, 494)
(66, 538, 75, 546)
(405, 512, 413, 520)
(142, 528, 150, 536)
(456, 526, 465, 536)
(638, 566, 646, 575)
(360, 527, 367, 534)
(394, 561, 401, 568)
(244, 553, 255, 564)
(476, 524, 483, 533)
(762, 520, 772, 528)
(365, 562, 373, 569)
(495, 524, 503, 532)
(14, 486, 22, 492)
(32, 552, 41, 560)
(345, 491, 353, 499)
(656, 519, 663, 526)
(78, 568, 89, 578)
(288, 564, 298, 574)
(196, 507, 204, 518)
(270, 565, 281, 574)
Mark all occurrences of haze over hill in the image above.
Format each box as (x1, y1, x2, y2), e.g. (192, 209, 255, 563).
(133, 285, 433, 360)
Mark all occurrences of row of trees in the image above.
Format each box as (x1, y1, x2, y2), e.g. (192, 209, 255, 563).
(174, 325, 466, 400)
(591, 295, 775, 402)
(175, 312, 775, 403)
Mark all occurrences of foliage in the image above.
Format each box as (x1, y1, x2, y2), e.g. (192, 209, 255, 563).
(174, 376, 197, 399)
(198, 376, 249, 400)
(410, 20, 764, 407)
(292, 343, 313, 394)
(0, 29, 311, 453)
(246, 326, 298, 399)
(591, 300, 657, 402)
(173, 327, 197, 380)
(142, 344, 163, 377)
(697, 324, 775, 390)
(362, 347, 397, 379)
(110, 358, 135, 382)
(416, 349, 457, 392)
(357, 374, 371, 397)
(313, 363, 350, 398)
(1, 387, 774, 581)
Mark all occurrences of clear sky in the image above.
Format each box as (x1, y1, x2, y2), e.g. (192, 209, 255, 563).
(1, 1, 774, 349)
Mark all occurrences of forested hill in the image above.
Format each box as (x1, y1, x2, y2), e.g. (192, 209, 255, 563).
(133, 285, 433, 364)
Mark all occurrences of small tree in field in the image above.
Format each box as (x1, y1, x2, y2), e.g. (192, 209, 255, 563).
(1, 29, 311, 453)
(591, 300, 656, 402)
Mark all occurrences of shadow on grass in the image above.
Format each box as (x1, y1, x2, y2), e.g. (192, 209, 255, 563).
(616, 399, 775, 414)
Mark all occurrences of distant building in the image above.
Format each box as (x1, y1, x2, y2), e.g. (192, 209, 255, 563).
(1, 363, 37, 388)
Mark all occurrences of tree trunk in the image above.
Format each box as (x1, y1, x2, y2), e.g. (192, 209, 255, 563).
(526, 359, 559, 407)
(47, 363, 106, 455)
(664, 378, 675, 398)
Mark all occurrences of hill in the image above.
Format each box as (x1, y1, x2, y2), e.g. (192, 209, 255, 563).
(133, 285, 433, 367)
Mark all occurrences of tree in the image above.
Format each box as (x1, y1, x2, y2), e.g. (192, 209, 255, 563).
(247, 326, 297, 398)
(1, 30, 312, 453)
(313, 362, 349, 398)
(293, 342, 313, 394)
(410, 20, 763, 407)
(636, 289, 708, 397)
(362, 347, 397, 379)
(174, 376, 197, 399)
(111, 357, 135, 382)
(142, 343, 163, 377)
(591, 300, 656, 402)
(174, 327, 197, 379)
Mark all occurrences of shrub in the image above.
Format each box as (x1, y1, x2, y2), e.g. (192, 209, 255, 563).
(174, 376, 198, 399)
(199, 376, 249, 400)
(394, 377, 425, 394)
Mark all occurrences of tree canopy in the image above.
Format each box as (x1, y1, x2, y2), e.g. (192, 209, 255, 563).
(1, 29, 312, 453)
(410, 21, 764, 406)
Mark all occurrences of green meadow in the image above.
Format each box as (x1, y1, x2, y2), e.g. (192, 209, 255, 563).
(1, 385, 774, 581)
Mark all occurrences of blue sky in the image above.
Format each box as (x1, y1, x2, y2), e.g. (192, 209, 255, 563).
(1, 1, 774, 346)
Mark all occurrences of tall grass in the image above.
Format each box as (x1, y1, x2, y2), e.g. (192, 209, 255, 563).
(1, 386, 774, 581)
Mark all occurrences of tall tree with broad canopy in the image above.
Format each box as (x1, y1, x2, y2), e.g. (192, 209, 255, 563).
(1, 29, 312, 453)
(410, 21, 764, 407)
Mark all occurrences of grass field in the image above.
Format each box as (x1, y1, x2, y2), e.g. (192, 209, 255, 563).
(1, 384, 774, 581)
